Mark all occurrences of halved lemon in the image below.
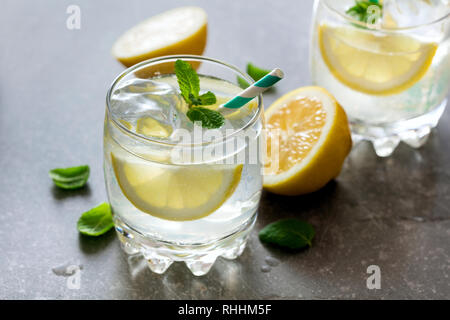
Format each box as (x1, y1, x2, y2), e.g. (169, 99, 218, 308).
(111, 153, 242, 221)
(319, 24, 437, 95)
(263, 86, 352, 196)
(112, 7, 208, 67)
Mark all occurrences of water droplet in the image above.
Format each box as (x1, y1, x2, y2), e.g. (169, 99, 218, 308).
(260, 265, 271, 273)
(52, 262, 83, 277)
(265, 256, 280, 267)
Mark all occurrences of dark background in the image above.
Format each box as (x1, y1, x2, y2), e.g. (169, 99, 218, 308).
(0, 0, 449, 299)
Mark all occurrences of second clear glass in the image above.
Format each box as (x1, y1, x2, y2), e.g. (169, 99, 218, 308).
(310, 0, 450, 156)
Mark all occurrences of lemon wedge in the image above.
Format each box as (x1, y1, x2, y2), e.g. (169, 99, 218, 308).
(112, 7, 208, 67)
(111, 153, 242, 221)
(263, 86, 352, 195)
(319, 24, 437, 95)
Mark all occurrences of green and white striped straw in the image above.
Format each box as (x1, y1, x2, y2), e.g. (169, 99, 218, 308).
(219, 68, 284, 114)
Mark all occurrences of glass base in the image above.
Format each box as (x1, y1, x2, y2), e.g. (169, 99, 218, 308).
(350, 99, 447, 157)
(114, 213, 256, 276)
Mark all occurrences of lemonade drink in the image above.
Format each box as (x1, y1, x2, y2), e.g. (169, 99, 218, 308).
(310, 0, 450, 156)
(104, 56, 263, 275)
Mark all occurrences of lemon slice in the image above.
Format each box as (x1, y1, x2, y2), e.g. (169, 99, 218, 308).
(111, 153, 242, 221)
(319, 24, 437, 95)
(263, 86, 352, 196)
(112, 7, 207, 67)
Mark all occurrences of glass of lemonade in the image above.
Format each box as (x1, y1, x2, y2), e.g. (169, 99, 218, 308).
(104, 56, 263, 276)
(310, 0, 450, 156)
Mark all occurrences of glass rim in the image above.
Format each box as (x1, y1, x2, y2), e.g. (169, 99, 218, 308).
(321, 0, 450, 32)
(106, 54, 263, 147)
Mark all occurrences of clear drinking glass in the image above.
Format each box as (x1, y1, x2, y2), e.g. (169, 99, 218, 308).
(310, 0, 450, 156)
(104, 56, 264, 276)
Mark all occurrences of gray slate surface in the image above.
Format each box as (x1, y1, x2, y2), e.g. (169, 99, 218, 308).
(0, 0, 449, 299)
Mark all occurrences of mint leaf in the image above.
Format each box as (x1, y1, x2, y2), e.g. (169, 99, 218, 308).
(236, 63, 273, 90)
(259, 219, 315, 250)
(247, 63, 271, 81)
(189, 92, 216, 106)
(197, 91, 217, 106)
(237, 76, 250, 89)
(77, 203, 114, 236)
(187, 107, 224, 129)
(49, 165, 90, 190)
(175, 59, 200, 105)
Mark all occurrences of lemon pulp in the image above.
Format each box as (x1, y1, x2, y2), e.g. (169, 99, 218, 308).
(263, 86, 352, 196)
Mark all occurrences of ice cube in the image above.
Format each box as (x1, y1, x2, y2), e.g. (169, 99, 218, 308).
(109, 77, 184, 138)
(136, 117, 173, 138)
(383, 0, 449, 28)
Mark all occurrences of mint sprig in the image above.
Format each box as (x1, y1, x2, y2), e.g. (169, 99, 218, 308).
(49, 165, 90, 190)
(77, 203, 114, 236)
(346, 0, 383, 25)
(259, 219, 315, 250)
(174, 59, 223, 128)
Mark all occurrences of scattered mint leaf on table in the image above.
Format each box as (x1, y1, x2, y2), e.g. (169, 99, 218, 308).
(77, 203, 114, 236)
(247, 63, 271, 82)
(237, 76, 250, 89)
(174, 59, 224, 129)
(237, 63, 273, 89)
(49, 165, 90, 190)
(259, 219, 315, 250)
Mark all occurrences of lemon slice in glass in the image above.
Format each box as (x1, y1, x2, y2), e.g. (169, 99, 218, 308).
(111, 153, 243, 221)
(319, 24, 437, 95)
